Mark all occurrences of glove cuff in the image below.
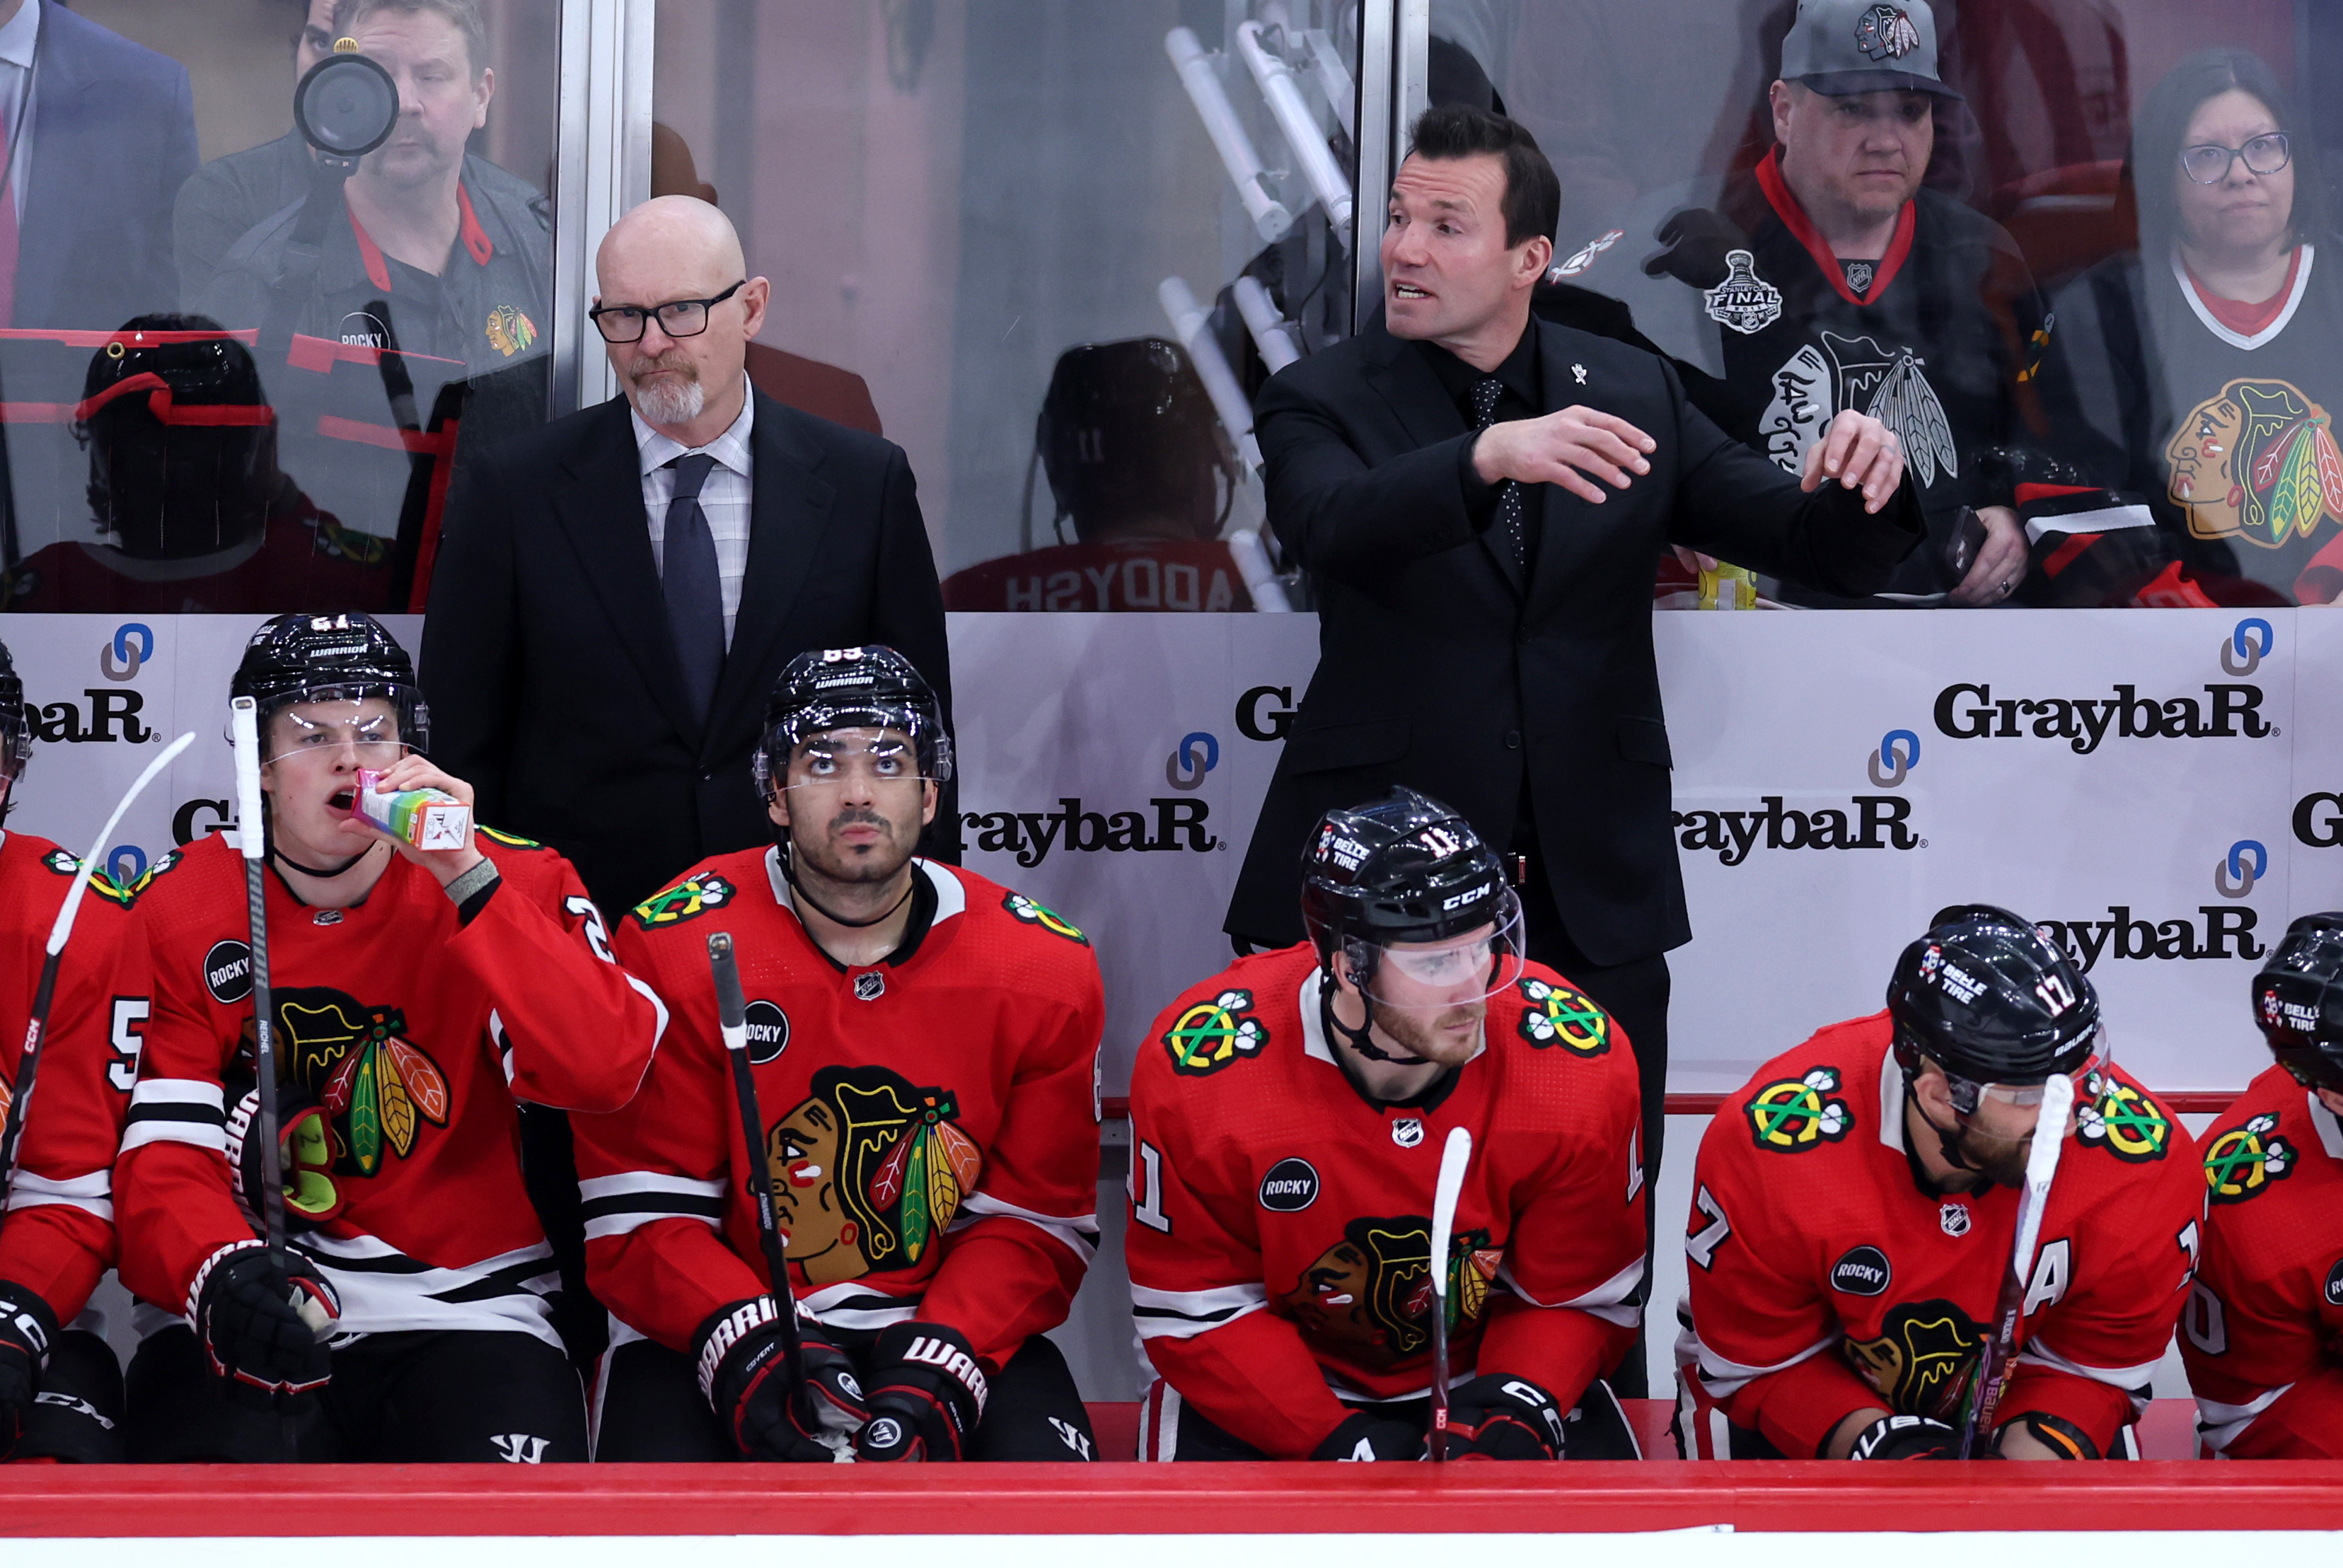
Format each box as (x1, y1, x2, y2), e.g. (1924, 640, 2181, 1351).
(0, 1279, 61, 1373)
(693, 1296, 784, 1407)
(185, 1237, 268, 1326)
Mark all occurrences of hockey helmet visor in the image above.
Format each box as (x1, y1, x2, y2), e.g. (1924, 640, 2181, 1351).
(228, 612, 427, 765)
(2254, 914, 2343, 1093)
(0, 638, 28, 784)
(1887, 904, 2105, 1111)
(1300, 786, 1526, 1008)
(756, 645, 953, 798)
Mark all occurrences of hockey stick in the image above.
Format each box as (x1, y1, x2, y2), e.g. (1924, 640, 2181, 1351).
(1956, 1070, 2076, 1458)
(708, 932, 809, 1421)
(1426, 1125, 1472, 1462)
(0, 731, 195, 1226)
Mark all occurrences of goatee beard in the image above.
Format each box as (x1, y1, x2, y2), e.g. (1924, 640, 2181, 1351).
(634, 371, 705, 427)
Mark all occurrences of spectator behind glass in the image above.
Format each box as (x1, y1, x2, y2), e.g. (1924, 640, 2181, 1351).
(199, 0, 550, 378)
(0, 315, 389, 613)
(172, 0, 339, 306)
(940, 338, 1257, 612)
(2034, 50, 2343, 607)
(1612, 0, 2044, 608)
(0, 0, 196, 328)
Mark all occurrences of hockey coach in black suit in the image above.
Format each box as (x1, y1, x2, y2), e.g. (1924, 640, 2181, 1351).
(422, 196, 949, 918)
(1225, 107, 1922, 1356)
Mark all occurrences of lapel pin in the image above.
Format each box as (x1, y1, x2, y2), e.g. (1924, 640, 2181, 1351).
(1571, 364, 1587, 385)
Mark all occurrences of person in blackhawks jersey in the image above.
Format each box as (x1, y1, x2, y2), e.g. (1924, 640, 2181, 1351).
(1126, 787, 1647, 1461)
(112, 612, 666, 1463)
(1678, 906, 2202, 1460)
(0, 638, 151, 1461)
(574, 645, 1106, 1462)
(2182, 915, 2343, 1457)
(1585, 0, 2047, 608)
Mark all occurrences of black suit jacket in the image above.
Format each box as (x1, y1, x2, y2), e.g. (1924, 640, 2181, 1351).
(421, 390, 951, 914)
(1225, 315, 1922, 964)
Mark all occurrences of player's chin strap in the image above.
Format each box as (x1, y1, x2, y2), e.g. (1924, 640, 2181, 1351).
(776, 842, 916, 931)
(1899, 1069, 1984, 1181)
(1318, 965, 1432, 1067)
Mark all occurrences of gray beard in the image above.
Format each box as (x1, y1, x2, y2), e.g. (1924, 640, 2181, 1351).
(633, 373, 705, 427)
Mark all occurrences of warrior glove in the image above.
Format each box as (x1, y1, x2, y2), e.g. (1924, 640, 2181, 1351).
(0, 1279, 59, 1458)
(1446, 1373, 1568, 1460)
(1310, 1410, 1427, 1461)
(694, 1296, 865, 1462)
(1846, 1413, 1996, 1460)
(189, 1239, 338, 1410)
(853, 1320, 988, 1463)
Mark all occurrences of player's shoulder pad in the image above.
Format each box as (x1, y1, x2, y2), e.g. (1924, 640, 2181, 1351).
(628, 860, 746, 933)
(1147, 952, 1295, 1083)
(1506, 966, 1619, 1060)
(2072, 1062, 2179, 1166)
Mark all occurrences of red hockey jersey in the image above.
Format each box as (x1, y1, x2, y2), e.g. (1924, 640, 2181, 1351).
(2182, 1064, 2343, 1458)
(1124, 945, 1646, 1459)
(115, 830, 664, 1345)
(0, 831, 146, 1321)
(1679, 1015, 2202, 1459)
(576, 850, 1104, 1369)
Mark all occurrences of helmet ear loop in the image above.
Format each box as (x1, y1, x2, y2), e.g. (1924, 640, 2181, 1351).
(1898, 1052, 1983, 1174)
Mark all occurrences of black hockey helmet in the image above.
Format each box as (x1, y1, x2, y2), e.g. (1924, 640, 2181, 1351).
(77, 313, 276, 560)
(1888, 905, 2102, 1107)
(2252, 914, 2343, 1093)
(0, 636, 28, 786)
(754, 645, 952, 798)
(1036, 338, 1230, 543)
(1300, 786, 1524, 994)
(230, 612, 427, 761)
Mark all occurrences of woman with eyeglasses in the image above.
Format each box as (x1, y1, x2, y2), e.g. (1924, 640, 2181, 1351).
(2035, 50, 2343, 606)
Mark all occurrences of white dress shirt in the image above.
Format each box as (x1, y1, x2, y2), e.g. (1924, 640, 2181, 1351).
(0, 0, 40, 222)
(633, 374, 755, 647)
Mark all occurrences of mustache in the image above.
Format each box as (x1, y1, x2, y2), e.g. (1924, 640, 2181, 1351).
(627, 350, 698, 380)
(828, 807, 893, 833)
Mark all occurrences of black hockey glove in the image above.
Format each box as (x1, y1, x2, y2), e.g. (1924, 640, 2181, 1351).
(854, 1320, 988, 1463)
(190, 1239, 339, 1411)
(1310, 1410, 1427, 1460)
(1846, 1413, 1996, 1460)
(1445, 1374, 1568, 1460)
(693, 1296, 866, 1462)
(1641, 207, 1752, 289)
(0, 1279, 60, 1458)
(226, 1084, 345, 1231)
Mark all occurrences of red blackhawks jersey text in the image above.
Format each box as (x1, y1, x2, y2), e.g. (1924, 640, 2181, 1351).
(575, 850, 1104, 1369)
(1679, 1015, 2202, 1459)
(2183, 1063, 2343, 1458)
(115, 830, 665, 1345)
(1124, 945, 1646, 1459)
(0, 831, 147, 1323)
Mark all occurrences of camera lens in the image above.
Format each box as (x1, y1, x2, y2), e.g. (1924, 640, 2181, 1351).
(295, 54, 400, 158)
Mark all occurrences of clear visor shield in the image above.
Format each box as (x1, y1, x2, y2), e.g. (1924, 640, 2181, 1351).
(0, 709, 26, 781)
(242, 691, 419, 768)
(769, 726, 944, 795)
(1347, 893, 1529, 1012)
(1947, 1025, 2111, 1116)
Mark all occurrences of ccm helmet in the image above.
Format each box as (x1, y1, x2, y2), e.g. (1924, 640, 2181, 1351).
(229, 612, 427, 761)
(755, 646, 952, 798)
(1300, 786, 1524, 1060)
(0, 637, 29, 786)
(2252, 914, 2343, 1093)
(1887, 904, 2101, 1110)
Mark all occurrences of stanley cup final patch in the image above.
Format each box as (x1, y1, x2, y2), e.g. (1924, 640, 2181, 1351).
(1704, 250, 1783, 334)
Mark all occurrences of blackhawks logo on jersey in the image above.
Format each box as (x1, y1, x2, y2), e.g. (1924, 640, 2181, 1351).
(262, 987, 451, 1178)
(1844, 1298, 1984, 1422)
(1745, 1066, 1851, 1152)
(1516, 976, 1610, 1055)
(629, 871, 736, 930)
(1280, 1214, 1503, 1367)
(71, 848, 177, 909)
(1003, 891, 1089, 945)
(2204, 1114, 2294, 1204)
(2076, 1071, 2170, 1162)
(768, 1064, 983, 1285)
(39, 848, 78, 878)
(1162, 989, 1268, 1076)
(2168, 379, 2343, 550)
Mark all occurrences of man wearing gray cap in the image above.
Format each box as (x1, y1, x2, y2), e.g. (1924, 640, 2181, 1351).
(1608, 0, 2050, 608)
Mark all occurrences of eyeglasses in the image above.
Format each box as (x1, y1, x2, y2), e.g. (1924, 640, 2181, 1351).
(2180, 134, 2291, 185)
(589, 280, 746, 344)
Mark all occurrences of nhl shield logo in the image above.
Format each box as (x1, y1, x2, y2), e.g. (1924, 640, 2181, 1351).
(1703, 250, 1783, 335)
(1939, 1201, 1972, 1238)
(1391, 1117, 1425, 1149)
(852, 971, 886, 1002)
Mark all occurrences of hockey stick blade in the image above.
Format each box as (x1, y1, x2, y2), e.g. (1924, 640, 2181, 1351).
(0, 731, 196, 1225)
(1957, 1070, 2076, 1457)
(1427, 1125, 1471, 1461)
(707, 933, 809, 1404)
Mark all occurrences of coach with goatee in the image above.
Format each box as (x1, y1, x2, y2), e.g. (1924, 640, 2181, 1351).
(1225, 107, 1923, 1357)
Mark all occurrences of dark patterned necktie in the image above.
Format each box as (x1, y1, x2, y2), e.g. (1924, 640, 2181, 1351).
(661, 452, 724, 725)
(1470, 377, 1527, 573)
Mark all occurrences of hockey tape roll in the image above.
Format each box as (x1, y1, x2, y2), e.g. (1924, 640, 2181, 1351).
(1428, 1127, 1472, 1301)
(47, 729, 193, 954)
(231, 698, 266, 864)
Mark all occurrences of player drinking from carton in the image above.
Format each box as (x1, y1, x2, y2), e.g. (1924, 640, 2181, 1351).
(2184, 915, 2343, 1457)
(1126, 787, 1648, 1460)
(1677, 906, 2202, 1460)
(577, 646, 1106, 1462)
(0, 637, 151, 1461)
(112, 612, 666, 1462)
